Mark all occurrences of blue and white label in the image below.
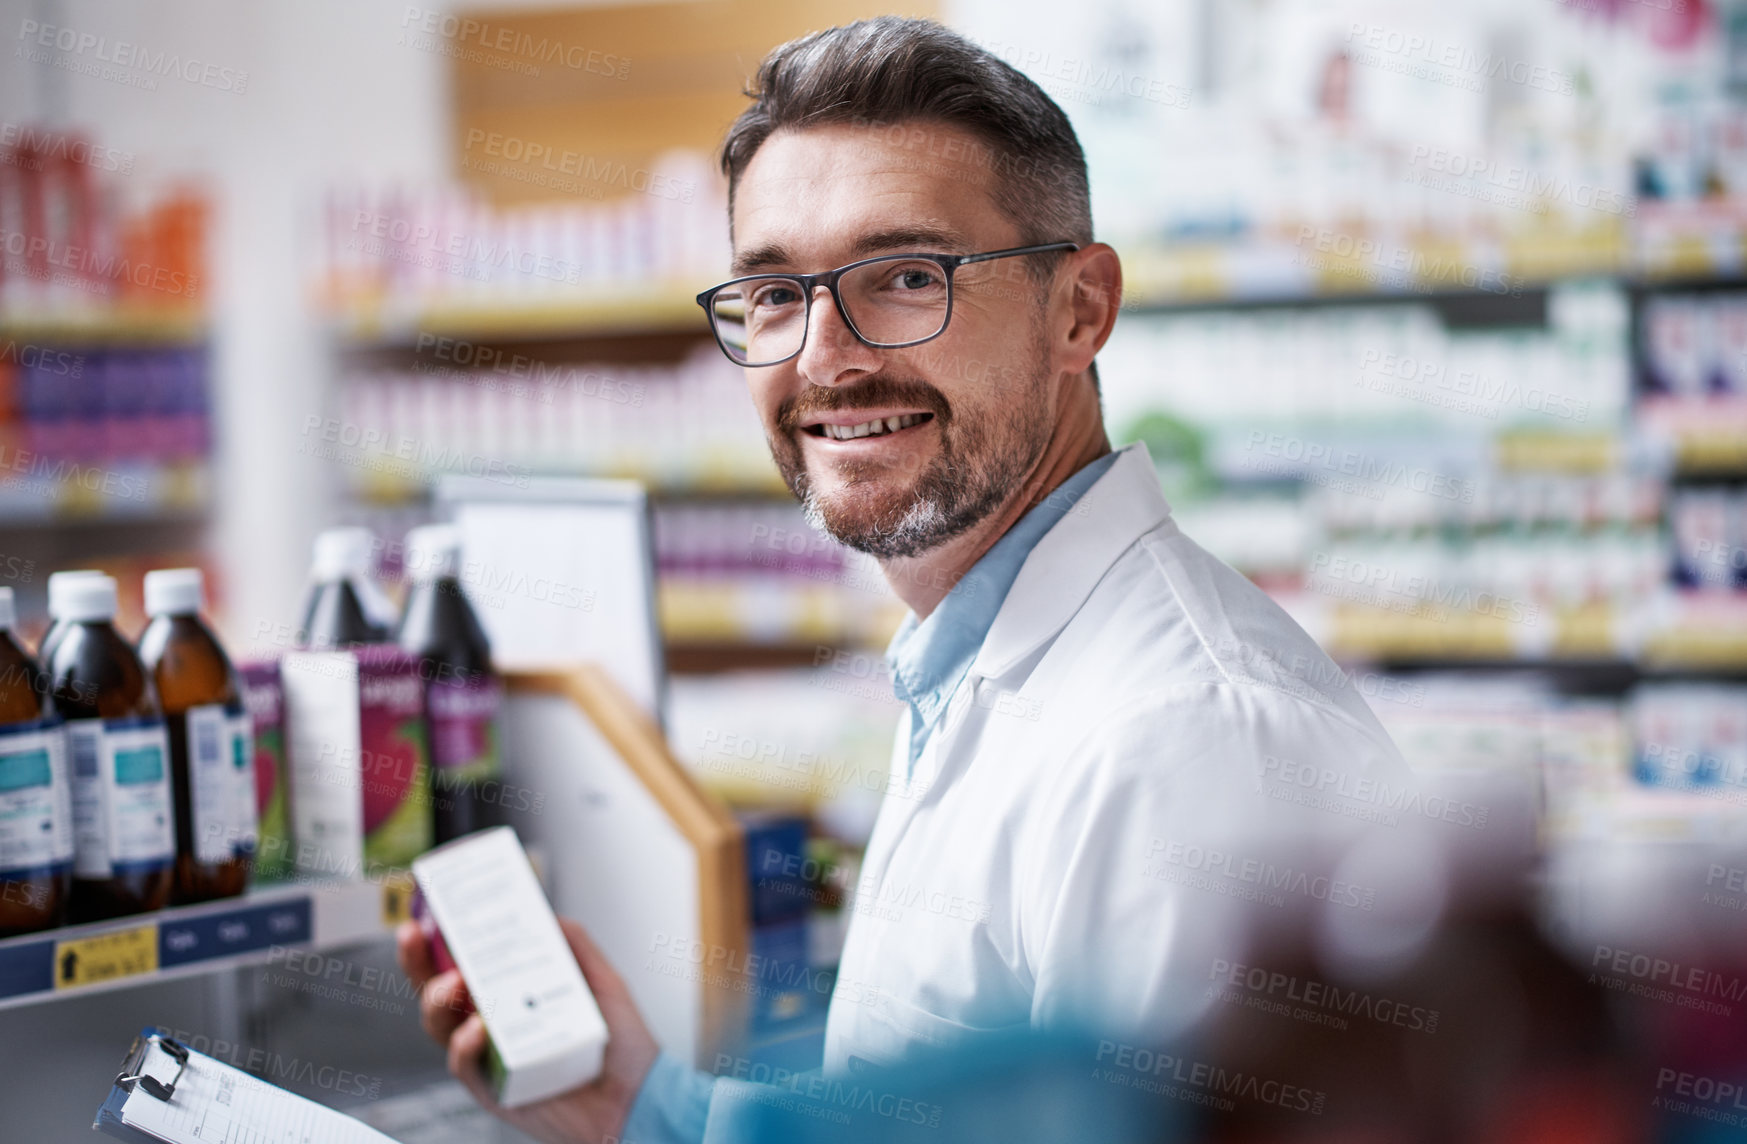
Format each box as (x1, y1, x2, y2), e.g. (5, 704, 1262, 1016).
(68, 718, 174, 879)
(0, 721, 73, 873)
(228, 707, 258, 858)
(186, 705, 234, 865)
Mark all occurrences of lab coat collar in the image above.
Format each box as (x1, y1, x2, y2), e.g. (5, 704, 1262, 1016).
(972, 441, 1172, 680)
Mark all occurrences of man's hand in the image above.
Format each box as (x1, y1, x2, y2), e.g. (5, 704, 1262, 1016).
(397, 917, 661, 1144)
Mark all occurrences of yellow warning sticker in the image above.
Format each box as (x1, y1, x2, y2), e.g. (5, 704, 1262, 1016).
(380, 872, 416, 928)
(54, 924, 159, 990)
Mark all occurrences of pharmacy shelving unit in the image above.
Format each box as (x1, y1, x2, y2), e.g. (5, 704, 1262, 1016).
(0, 878, 396, 1012)
(0, 304, 215, 635)
(1111, 224, 1747, 685)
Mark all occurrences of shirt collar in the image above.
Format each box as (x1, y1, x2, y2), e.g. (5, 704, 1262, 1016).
(885, 451, 1122, 764)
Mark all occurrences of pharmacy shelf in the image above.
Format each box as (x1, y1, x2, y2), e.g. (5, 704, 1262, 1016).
(0, 461, 210, 525)
(1312, 600, 1747, 674)
(665, 640, 865, 674)
(347, 468, 789, 508)
(0, 877, 406, 1011)
(331, 288, 707, 345)
(0, 307, 207, 346)
(1637, 395, 1747, 477)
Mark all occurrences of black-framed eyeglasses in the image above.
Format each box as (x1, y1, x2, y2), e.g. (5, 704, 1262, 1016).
(695, 242, 1080, 367)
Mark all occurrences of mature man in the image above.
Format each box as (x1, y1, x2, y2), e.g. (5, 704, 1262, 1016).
(401, 16, 1408, 1143)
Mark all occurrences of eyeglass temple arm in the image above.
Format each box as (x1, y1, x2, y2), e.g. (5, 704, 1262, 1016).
(955, 242, 1081, 266)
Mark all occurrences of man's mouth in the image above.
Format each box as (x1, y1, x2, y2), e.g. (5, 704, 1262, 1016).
(803, 412, 934, 441)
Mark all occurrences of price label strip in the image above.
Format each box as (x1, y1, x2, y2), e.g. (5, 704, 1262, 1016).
(55, 923, 160, 990)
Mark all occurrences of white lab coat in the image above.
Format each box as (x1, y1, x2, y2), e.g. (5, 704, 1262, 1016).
(820, 442, 1414, 1074)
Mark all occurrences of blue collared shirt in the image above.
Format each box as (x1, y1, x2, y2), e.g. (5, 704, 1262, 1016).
(620, 450, 1119, 1144)
(885, 450, 1120, 776)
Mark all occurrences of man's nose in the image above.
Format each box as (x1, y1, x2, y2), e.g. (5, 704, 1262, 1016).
(796, 284, 880, 386)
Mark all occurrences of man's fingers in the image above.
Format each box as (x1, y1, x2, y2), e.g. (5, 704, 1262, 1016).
(447, 1013, 498, 1110)
(420, 969, 474, 1045)
(559, 917, 629, 999)
(397, 921, 435, 989)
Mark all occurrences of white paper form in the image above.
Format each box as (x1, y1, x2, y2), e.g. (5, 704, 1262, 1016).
(117, 1040, 401, 1144)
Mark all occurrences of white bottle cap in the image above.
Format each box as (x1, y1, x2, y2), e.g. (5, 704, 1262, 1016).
(56, 574, 118, 623)
(145, 567, 205, 617)
(0, 586, 13, 630)
(404, 524, 461, 581)
(312, 526, 377, 581)
(47, 570, 107, 618)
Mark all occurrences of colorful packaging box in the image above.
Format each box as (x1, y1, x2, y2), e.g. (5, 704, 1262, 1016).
(282, 645, 431, 880)
(238, 660, 290, 881)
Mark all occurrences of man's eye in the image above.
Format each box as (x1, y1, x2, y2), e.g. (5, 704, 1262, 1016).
(752, 284, 802, 308)
(895, 267, 940, 290)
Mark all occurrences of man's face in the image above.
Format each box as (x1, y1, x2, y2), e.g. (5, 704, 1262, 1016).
(729, 120, 1061, 558)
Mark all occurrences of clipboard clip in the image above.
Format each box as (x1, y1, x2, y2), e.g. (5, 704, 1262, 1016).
(115, 1032, 191, 1102)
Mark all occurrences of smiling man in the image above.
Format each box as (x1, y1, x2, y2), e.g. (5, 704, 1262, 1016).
(401, 16, 1409, 1144)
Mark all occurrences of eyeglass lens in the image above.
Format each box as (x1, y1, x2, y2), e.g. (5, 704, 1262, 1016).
(708, 257, 951, 365)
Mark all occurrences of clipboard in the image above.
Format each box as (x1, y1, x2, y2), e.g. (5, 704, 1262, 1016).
(94, 1029, 404, 1144)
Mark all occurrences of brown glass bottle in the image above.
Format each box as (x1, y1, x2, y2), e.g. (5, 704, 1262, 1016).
(139, 569, 252, 904)
(48, 575, 176, 923)
(0, 587, 73, 936)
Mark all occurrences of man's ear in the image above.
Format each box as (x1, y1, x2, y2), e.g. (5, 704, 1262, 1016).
(1056, 244, 1122, 375)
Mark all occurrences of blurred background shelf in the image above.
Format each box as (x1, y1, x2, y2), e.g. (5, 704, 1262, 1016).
(0, 307, 207, 346)
(0, 880, 395, 1012)
(330, 287, 706, 345)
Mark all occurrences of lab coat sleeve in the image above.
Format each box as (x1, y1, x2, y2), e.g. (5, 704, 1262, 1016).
(621, 1051, 815, 1144)
(1021, 681, 1407, 1043)
(620, 1051, 714, 1144)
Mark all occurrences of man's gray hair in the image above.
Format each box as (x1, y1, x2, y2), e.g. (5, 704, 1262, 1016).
(720, 16, 1093, 259)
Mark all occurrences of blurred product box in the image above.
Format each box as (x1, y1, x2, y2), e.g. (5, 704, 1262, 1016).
(238, 661, 291, 882)
(281, 645, 433, 879)
(741, 810, 812, 927)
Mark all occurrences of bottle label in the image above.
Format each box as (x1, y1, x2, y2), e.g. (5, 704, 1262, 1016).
(427, 675, 502, 787)
(0, 720, 74, 874)
(227, 706, 259, 857)
(186, 705, 238, 865)
(68, 718, 175, 879)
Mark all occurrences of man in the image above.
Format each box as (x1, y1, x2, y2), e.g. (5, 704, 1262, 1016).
(401, 16, 1409, 1143)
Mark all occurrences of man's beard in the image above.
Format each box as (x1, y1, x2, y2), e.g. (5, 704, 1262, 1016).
(768, 340, 1053, 560)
